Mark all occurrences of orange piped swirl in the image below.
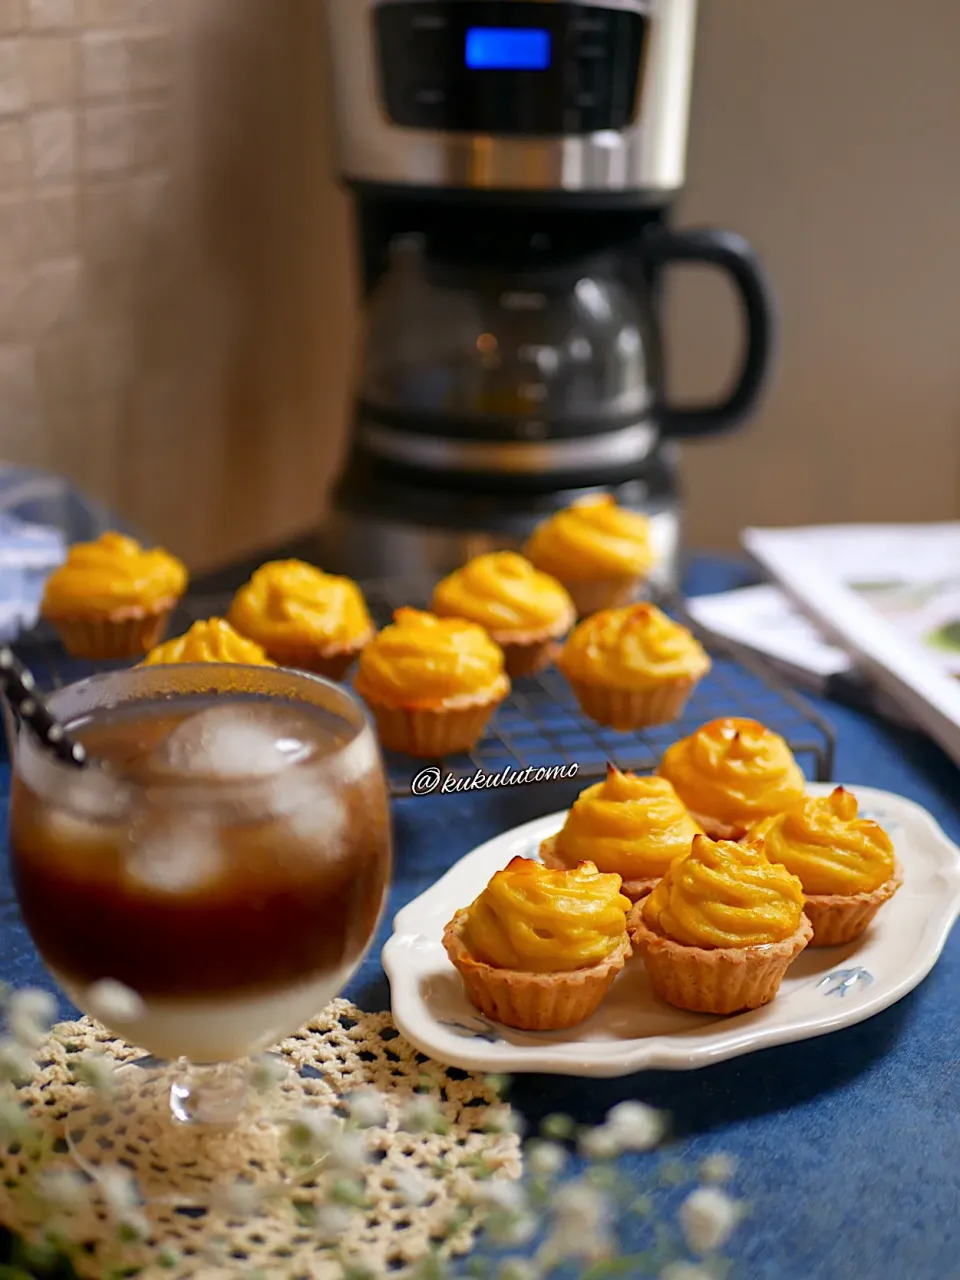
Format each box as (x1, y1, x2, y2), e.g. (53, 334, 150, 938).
(461, 857, 630, 973)
(524, 495, 655, 580)
(42, 532, 187, 616)
(431, 552, 574, 633)
(553, 767, 703, 879)
(658, 717, 805, 829)
(642, 834, 805, 948)
(354, 608, 509, 710)
(228, 560, 373, 649)
(140, 618, 275, 667)
(557, 604, 711, 690)
(750, 787, 895, 896)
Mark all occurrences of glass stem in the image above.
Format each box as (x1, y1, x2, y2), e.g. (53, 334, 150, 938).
(168, 1058, 249, 1126)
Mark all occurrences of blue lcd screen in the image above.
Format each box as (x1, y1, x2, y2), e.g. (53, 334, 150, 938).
(465, 27, 551, 71)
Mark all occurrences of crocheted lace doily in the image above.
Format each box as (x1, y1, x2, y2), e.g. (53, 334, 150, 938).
(0, 999, 521, 1278)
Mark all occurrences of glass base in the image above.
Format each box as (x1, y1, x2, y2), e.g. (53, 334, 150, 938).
(65, 1057, 330, 1208)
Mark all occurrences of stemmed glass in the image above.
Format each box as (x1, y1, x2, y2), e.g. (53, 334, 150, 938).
(7, 663, 392, 1205)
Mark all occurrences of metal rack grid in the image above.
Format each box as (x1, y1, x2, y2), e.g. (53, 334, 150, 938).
(6, 580, 836, 797)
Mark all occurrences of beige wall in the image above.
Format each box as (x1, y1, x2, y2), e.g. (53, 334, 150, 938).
(0, 0, 958, 568)
(675, 0, 960, 548)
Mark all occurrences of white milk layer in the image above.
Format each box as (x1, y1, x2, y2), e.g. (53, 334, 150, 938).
(55, 965, 355, 1063)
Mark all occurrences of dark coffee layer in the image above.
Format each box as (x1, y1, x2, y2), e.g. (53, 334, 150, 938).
(11, 698, 391, 1000)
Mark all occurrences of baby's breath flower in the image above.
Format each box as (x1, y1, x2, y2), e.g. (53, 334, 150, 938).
(393, 1169, 431, 1207)
(7, 988, 56, 1048)
(408, 1252, 450, 1280)
(539, 1179, 614, 1266)
(0, 1037, 35, 1084)
(36, 1168, 89, 1212)
(85, 980, 144, 1025)
(471, 1179, 525, 1215)
(605, 1100, 667, 1151)
(0, 1091, 31, 1142)
(526, 1139, 567, 1180)
(699, 1153, 738, 1184)
(484, 1104, 522, 1136)
(539, 1113, 575, 1141)
(400, 1095, 447, 1134)
(157, 1246, 181, 1269)
(483, 1073, 510, 1098)
(329, 1128, 368, 1175)
(346, 1086, 388, 1130)
(330, 1177, 369, 1208)
(498, 1260, 541, 1280)
(483, 1208, 538, 1249)
(584, 1163, 619, 1193)
(216, 1179, 263, 1219)
(577, 1124, 621, 1161)
(287, 1110, 369, 1175)
(660, 1264, 717, 1280)
(71, 1051, 116, 1098)
(115, 1209, 150, 1244)
(679, 1186, 744, 1255)
(97, 1167, 139, 1216)
(314, 1203, 354, 1242)
(246, 1054, 288, 1093)
(286, 1109, 336, 1150)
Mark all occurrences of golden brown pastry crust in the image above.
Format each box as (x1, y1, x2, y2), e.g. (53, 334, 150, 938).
(486, 614, 573, 678)
(443, 908, 631, 1031)
(361, 680, 509, 758)
(47, 599, 177, 660)
(258, 633, 373, 680)
(627, 898, 813, 1015)
(565, 674, 699, 731)
(801, 860, 903, 947)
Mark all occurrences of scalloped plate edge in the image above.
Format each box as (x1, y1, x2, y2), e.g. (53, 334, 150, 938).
(383, 784, 960, 1077)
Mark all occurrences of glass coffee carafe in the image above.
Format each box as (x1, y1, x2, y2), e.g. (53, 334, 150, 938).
(356, 228, 774, 487)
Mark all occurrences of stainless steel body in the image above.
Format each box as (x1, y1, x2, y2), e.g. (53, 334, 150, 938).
(320, 464, 683, 586)
(320, 503, 681, 586)
(323, 0, 697, 196)
(320, 0, 773, 589)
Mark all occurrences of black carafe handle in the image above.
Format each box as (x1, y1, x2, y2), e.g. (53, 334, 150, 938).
(646, 227, 777, 439)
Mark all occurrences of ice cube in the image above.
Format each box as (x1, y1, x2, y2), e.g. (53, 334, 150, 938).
(281, 787, 346, 851)
(152, 705, 315, 780)
(53, 764, 133, 823)
(125, 813, 222, 895)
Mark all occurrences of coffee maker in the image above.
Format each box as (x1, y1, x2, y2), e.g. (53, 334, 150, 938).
(320, 0, 775, 586)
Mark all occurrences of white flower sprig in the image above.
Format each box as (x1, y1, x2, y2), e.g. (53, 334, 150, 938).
(0, 986, 748, 1279)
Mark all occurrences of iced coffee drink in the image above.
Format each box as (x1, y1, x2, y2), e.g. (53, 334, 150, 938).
(10, 664, 391, 1064)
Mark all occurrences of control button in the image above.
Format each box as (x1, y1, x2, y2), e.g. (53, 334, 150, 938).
(577, 43, 607, 59)
(575, 54, 606, 97)
(408, 30, 449, 67)
(572, 5, 611, 35)
(410, 12, 447, 30)
(414, 87, 446, 107)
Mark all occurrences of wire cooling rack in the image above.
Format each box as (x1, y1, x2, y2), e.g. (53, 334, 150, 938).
(6, 580, 836, 797)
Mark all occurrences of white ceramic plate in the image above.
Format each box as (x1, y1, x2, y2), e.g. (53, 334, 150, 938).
(382, 785, 960, 1076)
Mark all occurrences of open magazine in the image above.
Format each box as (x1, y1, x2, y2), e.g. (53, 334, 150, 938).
(721, 524, 960, 765)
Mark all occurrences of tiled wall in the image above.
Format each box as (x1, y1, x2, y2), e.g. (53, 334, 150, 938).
(0, 0, 356, 570)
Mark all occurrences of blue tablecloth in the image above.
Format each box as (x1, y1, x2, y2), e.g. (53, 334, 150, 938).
(2, 557, 958, 1279)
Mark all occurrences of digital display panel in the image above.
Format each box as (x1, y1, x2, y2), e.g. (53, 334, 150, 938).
(465, 27, 551, 71)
